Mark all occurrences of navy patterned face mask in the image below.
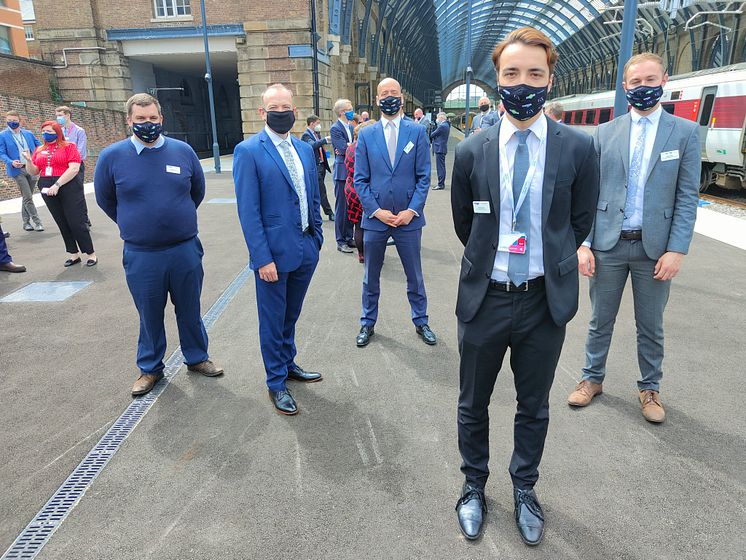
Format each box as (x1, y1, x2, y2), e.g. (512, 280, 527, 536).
(625, 85, 663, 111)
(498, 84, 547, 121)
(132, 121, 162, 143)
(379, 95, 402, 116)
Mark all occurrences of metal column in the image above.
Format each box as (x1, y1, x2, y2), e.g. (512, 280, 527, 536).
(310, 0, 320, 115)
(200, 0, 221, 173)
(613, 0, 638, 119)
(464, 0, 473, 137)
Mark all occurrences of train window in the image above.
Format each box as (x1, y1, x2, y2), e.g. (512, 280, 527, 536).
(598, 108, 612, 124)
(699, 94, 715, 126)
(563, 112, 572, 124)
(572, 111, 583, 124)
(662, 103, 675, 115)
(670, 91, 681, 101)
(584, 110, 596, 124)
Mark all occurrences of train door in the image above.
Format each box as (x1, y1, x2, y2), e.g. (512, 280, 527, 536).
(696, 86, 717, 158)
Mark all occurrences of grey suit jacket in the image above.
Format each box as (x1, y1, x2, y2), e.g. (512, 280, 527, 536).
(590, 109, 699, 260)
(470, 111, 499, 132)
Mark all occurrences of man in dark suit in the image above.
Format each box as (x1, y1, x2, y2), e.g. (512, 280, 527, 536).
(354, 77, 436, 348)
(330, 98, 355, 253)
(430, 112, 450, 190)
(301, 114, 334, 220)
(233, 83, 324, 416)
(450, 27, 599, 544)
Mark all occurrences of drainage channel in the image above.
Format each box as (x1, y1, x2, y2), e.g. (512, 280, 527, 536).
(2, 265, 251, 560)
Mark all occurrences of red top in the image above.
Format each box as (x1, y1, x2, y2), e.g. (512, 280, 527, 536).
(32, 143, 81, 177)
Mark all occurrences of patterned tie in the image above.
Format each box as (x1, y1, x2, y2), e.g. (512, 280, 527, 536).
(386, 120, 397, 166)
(625, 117, 649, 222)
(278, 140, 309, 231)
(507, 129, 531, 286)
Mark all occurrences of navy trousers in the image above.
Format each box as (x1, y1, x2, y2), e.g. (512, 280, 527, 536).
(123, 236, 209, 375)
(361, 227, 428, 327)
(254, 233, 319, 392)
(435, 152, 446, 188)
(334, 179, 353, 246)
(0, 224, 11, 264)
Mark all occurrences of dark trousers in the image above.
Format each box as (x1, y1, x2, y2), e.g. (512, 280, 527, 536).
(316, 167, 333, 216)
(334, 179, 353, 246)
(39, 176, 94, 255)
(254, 233, 319, 392)
(123, 236, 209, 374)
(353, 222, 364, 258)
(79, 160, 91, 225)
(435, 151, 446, 187)
(457, 284, 565, 490)
(0, 223, 11, 264)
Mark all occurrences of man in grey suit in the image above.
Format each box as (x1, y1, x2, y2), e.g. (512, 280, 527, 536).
(568, 53, 699, 423)
(470, 96, 499, 134)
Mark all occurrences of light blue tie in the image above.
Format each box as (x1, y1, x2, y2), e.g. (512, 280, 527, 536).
(625, 117, 649, 223)
(278, 140, 309, 231)
(508, 129, 531, 286)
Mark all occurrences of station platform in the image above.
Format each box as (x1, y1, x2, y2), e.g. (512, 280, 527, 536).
(1, 137, 744, 559)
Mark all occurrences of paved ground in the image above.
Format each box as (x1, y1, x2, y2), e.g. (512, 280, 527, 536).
(1, 137, 745, 559)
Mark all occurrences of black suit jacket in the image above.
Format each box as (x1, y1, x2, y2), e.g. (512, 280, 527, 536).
(451, 116, 599, 326)
(301, 128, 331, 173)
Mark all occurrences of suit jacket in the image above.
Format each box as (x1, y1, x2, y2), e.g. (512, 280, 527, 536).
(430, 121, 450, 154)
(354, 117, 431, 232)
(590, 109, 699, 260)
(300, 128, 331, 173)
(451, 117, 599, 326)
(233, 129, 323, 272)
(0, 128, 40, 177)
(470, 111, 499, 132)
(330, 120, 353, 181)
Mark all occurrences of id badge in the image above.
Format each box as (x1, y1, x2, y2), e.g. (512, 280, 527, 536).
(497, 232, 527, 254)
(45, 166, 53, 177)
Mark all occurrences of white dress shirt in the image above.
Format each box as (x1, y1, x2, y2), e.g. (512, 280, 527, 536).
(382, 113, 402, 148)
(624, 105, 662, 231)
(338, 118, 353, 143)
(265, 125, 306, 183)
(492, 114, 547, 282)
(130, 134, 165, 154)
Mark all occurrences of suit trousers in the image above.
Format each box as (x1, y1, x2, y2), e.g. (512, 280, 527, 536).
(12, 169, 41, 226)
(0, 223, 11, 264)
(123, 236, 210, 374)
(435, 152, 446, 188)
(361, 227, 428, 327)
(582, 239, 671, 391)
(316, 167, 333, 215)
(254, 232, 319, 391)
(39, 176, 94, 255)
(334, 179, 353, 246)
(458, 284, 566, 490)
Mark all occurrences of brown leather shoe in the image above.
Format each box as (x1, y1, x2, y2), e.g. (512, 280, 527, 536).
(0, 261, 26, 273)
(567, 380, 603, 407)
(187, 359, 224, 377)
(131, 373, 163, 396)
(639, 390, 665, 423)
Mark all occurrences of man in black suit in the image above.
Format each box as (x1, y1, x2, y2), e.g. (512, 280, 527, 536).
(301, 115, 334, 220)
(450, 27, 598, 545)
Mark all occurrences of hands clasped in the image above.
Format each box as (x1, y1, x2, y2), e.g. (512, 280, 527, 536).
(376, 209, 415, 228)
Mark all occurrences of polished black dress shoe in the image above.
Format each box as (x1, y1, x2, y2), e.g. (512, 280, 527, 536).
(356, 325, 374, 347)
(268, 389, 298, 415)
(416, 324, 437, 345)
(64, 257, 81, 267)
(288, 364, 322, 383)
(514, 488, 544, 546)
(456, 482, 486, 540)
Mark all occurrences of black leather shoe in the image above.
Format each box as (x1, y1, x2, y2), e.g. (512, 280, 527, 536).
(416, 324, 437, 345)
(337, 244, 354, 253)
(288, 364, 322, 383)
(64, 257, 81, 267)
(356, 325, 374, 347)
(327, 212, 335, 221)
(268, 389, 298, 415)
(456, 482, 486, 540)
(514, 488, 544, 546)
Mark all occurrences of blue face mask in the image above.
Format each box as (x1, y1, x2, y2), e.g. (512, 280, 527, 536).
(132, 121, 162, 143)
(7, 121, 20, 130)
(344, 110, 355, 121)
(498, 84, 548, 121)
(42, 132, 58, 143)
(379, 96, 402, 116)
(56, 116, 66, 126)
(625, 84, 663, 111)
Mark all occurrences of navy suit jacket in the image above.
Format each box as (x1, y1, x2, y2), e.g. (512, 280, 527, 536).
(330, 120, 353, 181)
(300, 128, 331, 173)
(0, 128, 40, 177)
(233, 129, 323, 272)
(354, 117, 431, 232)
(430, 121, 450, 154)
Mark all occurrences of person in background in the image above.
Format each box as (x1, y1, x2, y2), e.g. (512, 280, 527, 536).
(0, 111, 44, 231)
(301, 115, 334, 220)
(429, 112, 450, 190)
(361, 111, 370, 122)
(331, 98, 356, 253)
(544, 101, 564, 123)
(23, 121, 97, 267)
(470, 97, 499, 133)
(344, 119, 376, 263)
(0, 219, 26, 272)
(56, 106, 91, 228)
(351, 113, 361, 126)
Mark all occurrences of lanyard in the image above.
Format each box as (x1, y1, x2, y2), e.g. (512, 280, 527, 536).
(499, 130, 545, 231)
(45, 144, 58, 175)
(12, 131, 28, 153)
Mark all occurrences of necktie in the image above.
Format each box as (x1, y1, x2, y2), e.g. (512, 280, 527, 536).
(278, 140, 309, 231)
(386, 121, 397, 166)
(507, 129, 531, 286)
(625, 117, 649, 222)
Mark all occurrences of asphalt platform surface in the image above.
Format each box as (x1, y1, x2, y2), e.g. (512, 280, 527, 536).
(1, 136, 744, 559)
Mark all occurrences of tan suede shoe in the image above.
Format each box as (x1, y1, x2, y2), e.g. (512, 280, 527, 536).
(187, 360, 224, 377)
(131, 373, 163, 396)
(639, 390, 665, 423)
(567, 380, 603, 407)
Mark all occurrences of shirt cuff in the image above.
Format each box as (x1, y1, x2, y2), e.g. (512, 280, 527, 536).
(371, 208, 382, 219)
(582, 240, 591, 248)
(407, 208, 420, 217)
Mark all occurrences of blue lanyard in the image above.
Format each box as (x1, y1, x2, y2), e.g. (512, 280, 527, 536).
(499, 130, 545, 231)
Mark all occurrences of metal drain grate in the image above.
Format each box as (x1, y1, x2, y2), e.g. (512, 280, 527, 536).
(2, 266, 251, 560)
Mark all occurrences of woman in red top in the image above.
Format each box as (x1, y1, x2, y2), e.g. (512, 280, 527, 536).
(23, 120, 97, 266)
(344, 119, 375, 263)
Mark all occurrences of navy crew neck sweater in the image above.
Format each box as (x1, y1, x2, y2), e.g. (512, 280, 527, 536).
(94, 137, 205, 249)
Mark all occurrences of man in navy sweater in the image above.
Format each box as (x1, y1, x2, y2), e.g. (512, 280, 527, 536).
(94, 93, 223, 397)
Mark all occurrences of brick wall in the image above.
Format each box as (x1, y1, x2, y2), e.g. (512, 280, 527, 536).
(0, 95, 128, 201)
(0, 53, 56, 102)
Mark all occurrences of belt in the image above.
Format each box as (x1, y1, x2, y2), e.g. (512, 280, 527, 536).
(620, 230, 642, 240)
(489, 276, 545, 292)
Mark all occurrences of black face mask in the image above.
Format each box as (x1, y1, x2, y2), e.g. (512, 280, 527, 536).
(266, 110, 295, 134)
(479, 104, 490, 112)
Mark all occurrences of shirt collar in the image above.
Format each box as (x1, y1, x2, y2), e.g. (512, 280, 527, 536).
(630, 105, 663, 125)
(265, 125, 292, 147)
(499, 113, 547, 147)
(382, 114, 402, 129)
(130, 134, 166, 154)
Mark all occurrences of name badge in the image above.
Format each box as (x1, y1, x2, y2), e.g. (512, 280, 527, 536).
(473, 201, 491, 214)
(166, 165, 181, 174)
(45, 166, 53, 176)
(403, 141, 415, 154)
(498, 232, 527, 254)
(660, 150, 679, 162)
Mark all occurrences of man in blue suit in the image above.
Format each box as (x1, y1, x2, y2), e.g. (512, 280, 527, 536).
(354, 77, 436, 347)
(430, 112, 450, 190)
(233, 83, 324, 416)
(0, 111, 44, 231)
(330, 98, 355, 253)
